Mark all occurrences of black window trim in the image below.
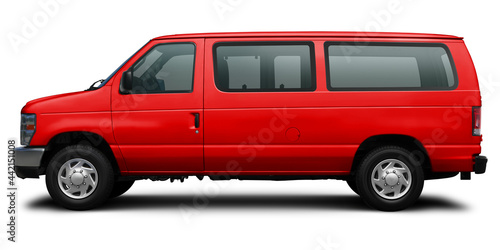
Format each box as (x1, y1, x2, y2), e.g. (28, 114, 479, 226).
(213, 41, 317, 92)
(324, 41, 459, 92)
(120, 42, 197, 95)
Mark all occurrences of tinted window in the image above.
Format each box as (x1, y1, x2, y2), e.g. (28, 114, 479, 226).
(123, 43, 195, 94)
(214, 43, 315, 92)
(326, 43, 457, 90)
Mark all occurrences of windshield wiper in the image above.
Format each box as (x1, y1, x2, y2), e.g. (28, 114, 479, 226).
(86, 79, 105, 91)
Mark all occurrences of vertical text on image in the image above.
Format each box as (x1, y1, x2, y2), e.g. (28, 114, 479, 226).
(7, 140, 18, 243)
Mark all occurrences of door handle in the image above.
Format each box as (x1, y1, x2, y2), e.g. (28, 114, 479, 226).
(194, 113, 200, 128)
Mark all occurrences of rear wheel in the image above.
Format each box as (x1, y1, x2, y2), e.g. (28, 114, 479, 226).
(110, 180, 135, 198)
(45, 145, 114, 210)
(356, 146, 424, 211)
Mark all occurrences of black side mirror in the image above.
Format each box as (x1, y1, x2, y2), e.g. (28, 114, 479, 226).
(121, 70, 133, 94)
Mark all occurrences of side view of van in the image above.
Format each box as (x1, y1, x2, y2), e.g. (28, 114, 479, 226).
(14, 31, 487, 211)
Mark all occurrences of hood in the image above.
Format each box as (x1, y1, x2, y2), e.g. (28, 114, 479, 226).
(22, 86, 111, 114)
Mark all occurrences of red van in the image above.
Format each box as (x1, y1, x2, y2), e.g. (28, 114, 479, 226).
(14, 31, 487, 211)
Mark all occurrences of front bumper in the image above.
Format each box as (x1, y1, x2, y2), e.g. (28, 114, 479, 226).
(14, 147, 45, 179)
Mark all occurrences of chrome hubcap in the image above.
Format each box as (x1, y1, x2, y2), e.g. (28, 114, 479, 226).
(371, 159, 412, 200)
(57, 158, 98, 199)
(70, 172, 84, 185)
(385, 173, 398, 186)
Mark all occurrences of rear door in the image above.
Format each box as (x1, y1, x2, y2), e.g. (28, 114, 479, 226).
(112, 39, 204, 173)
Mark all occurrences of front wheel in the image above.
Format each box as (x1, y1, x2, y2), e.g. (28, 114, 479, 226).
(356, 146, 424, 211)
(46, 145, 114, 210)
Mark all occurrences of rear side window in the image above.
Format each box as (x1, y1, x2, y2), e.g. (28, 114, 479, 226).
(214, 42, 315, 92)
(325, 42, 457, 90)
(124, 43, 195, 94)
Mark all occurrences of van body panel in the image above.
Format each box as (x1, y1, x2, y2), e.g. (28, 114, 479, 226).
(202, 37, 481, 174)
(19, 32, 483, 177)
(111, 38, 205, 172)
(425, 145, 480, 172)
(22, 86, 114, 147)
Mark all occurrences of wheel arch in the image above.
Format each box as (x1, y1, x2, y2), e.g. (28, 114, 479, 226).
(40, 131, 121, 176)
(351, 134, 431, 177)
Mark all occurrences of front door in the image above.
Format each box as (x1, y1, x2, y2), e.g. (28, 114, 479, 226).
(112, 39, 204, 174)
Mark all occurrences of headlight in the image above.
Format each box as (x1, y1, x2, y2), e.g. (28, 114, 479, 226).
(21, 114, 36, 146)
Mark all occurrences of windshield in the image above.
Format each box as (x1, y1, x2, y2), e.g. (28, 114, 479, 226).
(93, 42, 149, 89)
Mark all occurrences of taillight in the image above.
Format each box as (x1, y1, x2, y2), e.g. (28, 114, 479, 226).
(472, 107, 481, 136)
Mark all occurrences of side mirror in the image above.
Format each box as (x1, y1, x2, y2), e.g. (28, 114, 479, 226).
(121, 70, 133, 93)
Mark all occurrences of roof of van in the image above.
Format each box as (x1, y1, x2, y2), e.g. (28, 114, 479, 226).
(153, 31, 462, 40)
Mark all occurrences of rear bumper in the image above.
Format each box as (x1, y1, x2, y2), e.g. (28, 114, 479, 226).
(460, 155, 487, 180)
(14, 147, 45, 179)
(473, 155, 487, 174)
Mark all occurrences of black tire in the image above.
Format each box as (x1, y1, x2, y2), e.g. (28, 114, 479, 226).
(346, 179, 359, 195)
(110, 180, 135, 198)
(45, 145, 114, 210)
(355, 146, 424, 211)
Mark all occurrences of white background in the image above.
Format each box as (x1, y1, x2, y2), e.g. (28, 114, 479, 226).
(1, 0, 499, 249)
